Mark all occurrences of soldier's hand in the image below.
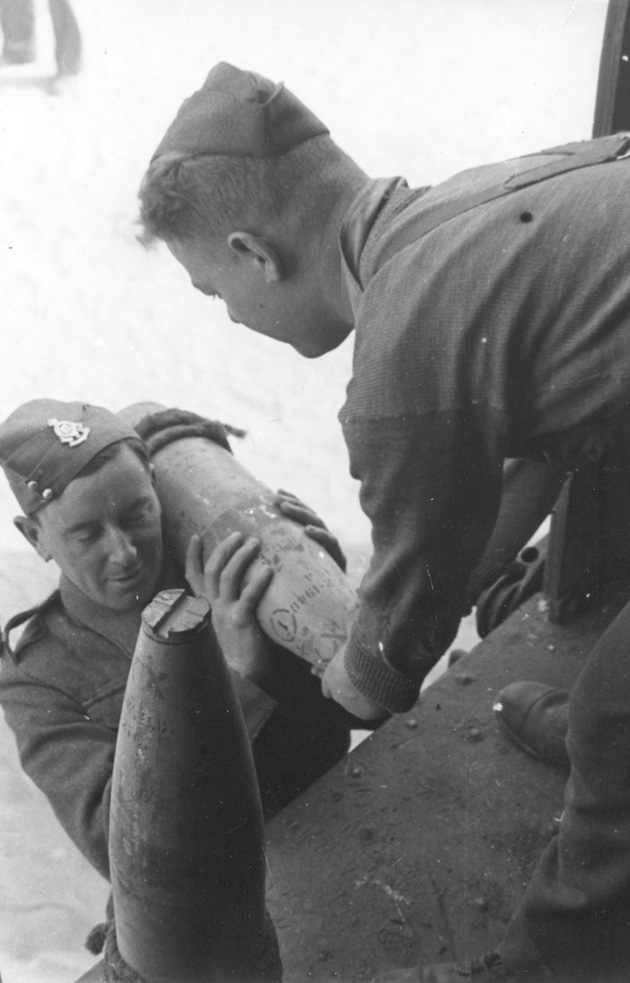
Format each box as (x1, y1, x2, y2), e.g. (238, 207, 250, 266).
(274, 488, 346, 571)
(185, 532, 273, 680)
(321, 647, 387, 721)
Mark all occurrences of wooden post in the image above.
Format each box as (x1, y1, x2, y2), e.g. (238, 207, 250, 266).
(593, 0, 630, 137)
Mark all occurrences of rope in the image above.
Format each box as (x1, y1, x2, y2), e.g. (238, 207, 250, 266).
(84, 920, 147, 982)
(133, 407, 245, 456)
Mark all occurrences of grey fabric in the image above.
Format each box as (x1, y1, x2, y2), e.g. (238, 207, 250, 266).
(499, 600, 630, 981)
(336, 149, 630, 711)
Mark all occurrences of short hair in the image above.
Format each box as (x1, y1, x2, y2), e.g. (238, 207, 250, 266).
(138, 134, 356, 246)
(76, 438, 150, 479)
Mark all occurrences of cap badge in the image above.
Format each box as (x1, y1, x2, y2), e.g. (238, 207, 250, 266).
(47, 418, 90, 448)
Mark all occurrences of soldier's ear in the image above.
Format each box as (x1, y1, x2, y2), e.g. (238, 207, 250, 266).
(227, 232, 283, 283)
(14, 515, 52, 561)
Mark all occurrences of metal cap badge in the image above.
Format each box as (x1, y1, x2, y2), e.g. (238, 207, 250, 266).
(48, 418, 90, 448)
(0, 399, 146, 514)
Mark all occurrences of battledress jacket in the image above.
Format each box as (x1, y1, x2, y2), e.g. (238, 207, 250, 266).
(339, 149, 630, 712)
(0, 567, 351, 881)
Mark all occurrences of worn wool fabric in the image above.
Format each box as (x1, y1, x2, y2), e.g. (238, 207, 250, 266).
(338, 150, 630, 712)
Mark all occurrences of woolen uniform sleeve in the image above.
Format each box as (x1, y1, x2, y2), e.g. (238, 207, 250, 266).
(0, 643, 115, 881)
(341, 406, 504, 712)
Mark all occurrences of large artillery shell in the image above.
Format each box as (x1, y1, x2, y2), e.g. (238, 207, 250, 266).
(110, 589, 267, 982)
(119, 402, 358, 674)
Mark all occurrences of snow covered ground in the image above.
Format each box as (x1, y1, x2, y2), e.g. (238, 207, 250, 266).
(0, 1, 607, 979)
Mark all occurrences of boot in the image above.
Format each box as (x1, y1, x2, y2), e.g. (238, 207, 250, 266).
(493, 681, 569, 767)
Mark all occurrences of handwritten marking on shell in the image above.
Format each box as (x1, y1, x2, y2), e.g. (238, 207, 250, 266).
(270, 609, 298, 642)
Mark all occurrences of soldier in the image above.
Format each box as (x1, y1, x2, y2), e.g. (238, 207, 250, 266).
(0, 398, 354, 979)
(138, 63, 630, 980)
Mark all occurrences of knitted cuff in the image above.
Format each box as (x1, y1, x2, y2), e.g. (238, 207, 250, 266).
(344, 638, 421, 713)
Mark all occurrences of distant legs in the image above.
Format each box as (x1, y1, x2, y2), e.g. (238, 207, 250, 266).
(0, 0, 35, 65)
(48, 0, 81, 76)
(0, 0, 81, 75)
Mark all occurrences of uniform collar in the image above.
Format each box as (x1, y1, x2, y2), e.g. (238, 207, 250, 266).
(338, 177, 409, 312)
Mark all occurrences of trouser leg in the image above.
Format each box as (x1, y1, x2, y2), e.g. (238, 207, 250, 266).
(47, 0, 80, 74)
(498, 600, 630, 981)
(0, 0, 35, 62)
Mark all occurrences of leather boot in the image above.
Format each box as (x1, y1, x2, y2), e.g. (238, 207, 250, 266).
(493, 681, 569, 766)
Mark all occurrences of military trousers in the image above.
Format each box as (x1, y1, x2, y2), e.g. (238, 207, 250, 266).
(499, 600, 630, 981)
(0, 0, 35, 61)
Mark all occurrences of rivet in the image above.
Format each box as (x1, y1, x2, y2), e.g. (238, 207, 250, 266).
(42, 488, 54, 501)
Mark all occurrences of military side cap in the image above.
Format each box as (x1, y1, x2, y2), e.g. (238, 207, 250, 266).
(0, 399, 146, 515)
(151, 61, 329, 162)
